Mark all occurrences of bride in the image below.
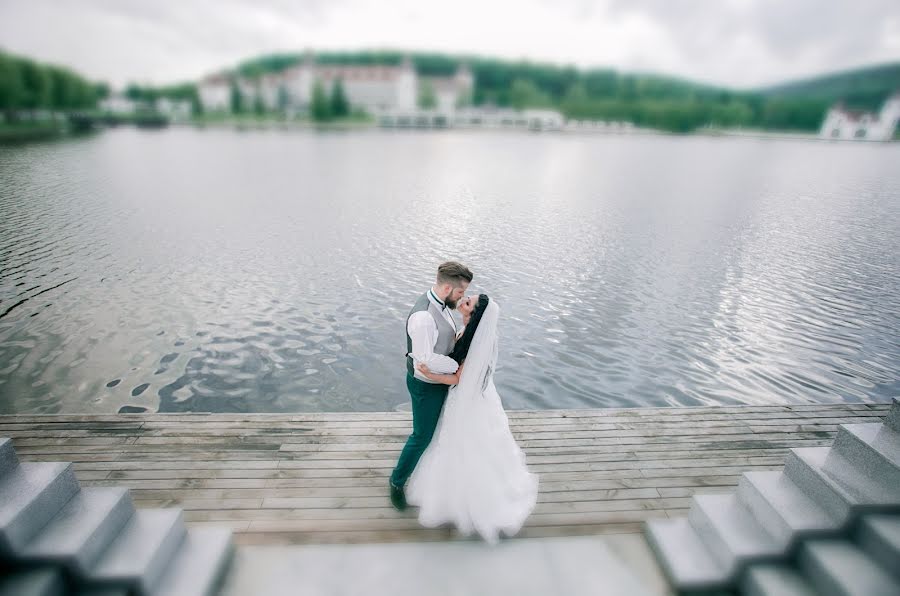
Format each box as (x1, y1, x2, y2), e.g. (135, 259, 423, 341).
(407, 294, 539, 543)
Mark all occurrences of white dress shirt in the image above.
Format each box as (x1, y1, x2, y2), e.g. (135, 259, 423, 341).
(408, 289, 461, 382)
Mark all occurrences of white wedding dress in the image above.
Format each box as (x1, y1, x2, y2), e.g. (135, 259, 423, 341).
(406, 300, 539, 543)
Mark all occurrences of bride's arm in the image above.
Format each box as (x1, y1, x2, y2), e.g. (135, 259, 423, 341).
(416, 362, 464, 386)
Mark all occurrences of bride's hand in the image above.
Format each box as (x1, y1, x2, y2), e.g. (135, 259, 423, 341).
(416, 362, 431, 375)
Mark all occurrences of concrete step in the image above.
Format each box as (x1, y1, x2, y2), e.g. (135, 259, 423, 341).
(0, 438, 19, 478)
(829, 423, 900, 492)
(0, 567, 65, 596)
(643, 517, 727, 592)
(737, 471, 841, 549)
(687, 493, 779, 576)
(0, 461, 80, 556)
(22, 487, 135, 574)
(152, 527, 234, 596)
(798, 539, 900, 596)
(784, 447, 898, 523)
(856, 514, 900, 581)
(884, 398, 900, 433)
(742, 565, 817, 596)
(223, 534, 670, 596)
(87, 508, 187, 596)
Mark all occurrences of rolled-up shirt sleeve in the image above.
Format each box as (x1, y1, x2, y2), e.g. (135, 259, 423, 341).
(408, 312, 460, 374)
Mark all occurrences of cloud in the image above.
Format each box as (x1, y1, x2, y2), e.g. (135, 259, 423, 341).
(599, 0, 900, 85)
(0, 0, 897, 89)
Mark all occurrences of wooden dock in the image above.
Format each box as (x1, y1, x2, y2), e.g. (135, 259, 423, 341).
(0, 403, 890, 546)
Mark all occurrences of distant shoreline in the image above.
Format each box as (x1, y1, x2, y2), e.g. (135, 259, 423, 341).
(0, 122, 69, 143)
(2, 118, 896, 145)
(694, 127, 898, 143)
(181, 119, 899, 143)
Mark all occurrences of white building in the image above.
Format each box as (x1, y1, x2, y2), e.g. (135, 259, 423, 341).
(236, 79, 256, 107)
(197, 54, 473, 117)
(820, 93, 900, 141)
(197, 74, 231, 113)
(280, 53, 418, 114)
(155, 98, 193, 122)
(99, 94, 137, 114)
(423, 65, 475, 112)
(200, 74, 283, 113)
(257, 73, 284, 112)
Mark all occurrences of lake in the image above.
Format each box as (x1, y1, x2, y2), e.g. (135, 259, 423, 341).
(0, 128, 897, 414)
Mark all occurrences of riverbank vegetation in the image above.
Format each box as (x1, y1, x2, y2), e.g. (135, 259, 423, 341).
(0, 50, 105, 117)
(0, 49, 108, 141)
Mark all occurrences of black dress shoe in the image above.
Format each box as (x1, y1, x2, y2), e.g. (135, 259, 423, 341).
(390, 481, 407, 511)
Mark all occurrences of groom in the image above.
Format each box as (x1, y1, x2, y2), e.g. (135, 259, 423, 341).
(389, 261, 473, 511)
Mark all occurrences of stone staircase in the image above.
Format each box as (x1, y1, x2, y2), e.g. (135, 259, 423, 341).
(0, 437, 233, 596)
(645, 398, 900, 595)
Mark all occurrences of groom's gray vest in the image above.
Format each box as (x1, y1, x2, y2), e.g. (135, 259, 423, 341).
(406, 292, 457, 382)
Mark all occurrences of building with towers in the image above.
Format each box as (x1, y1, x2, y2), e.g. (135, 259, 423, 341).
(198, 53, 474, 117)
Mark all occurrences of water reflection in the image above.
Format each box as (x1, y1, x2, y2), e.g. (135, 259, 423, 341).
(0, 129, 898, 414)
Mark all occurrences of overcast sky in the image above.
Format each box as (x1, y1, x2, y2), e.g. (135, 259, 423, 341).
(1, 0, 898, 90)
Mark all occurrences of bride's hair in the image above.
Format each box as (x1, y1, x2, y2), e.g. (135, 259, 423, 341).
(448, 294, 490, 364)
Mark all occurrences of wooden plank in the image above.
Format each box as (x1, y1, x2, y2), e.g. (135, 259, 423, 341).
(640, 465, 782, 478)
(230, 528, 452, 545)
(65, 452, 788, 473)
(0, 419, 851, 442)
(42, 416, 869, 436)
(104, 469, 281, 480)
(657, 487, 733, 498)
(228, 523, 648, 545)
(0, 402, 885, 424)
(119, 486, 663, 502)
(134, 498, 264, 510)
(168, 498, 690, 524)
(85, 479, 273, 490)
(84, 455, 786, 475)
(240, 509, 671, 533)
(74, 460, 281, 471)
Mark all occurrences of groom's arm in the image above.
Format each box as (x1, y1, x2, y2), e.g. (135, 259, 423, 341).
(416, 362, 463, 386)
(407, 313, 460, 374)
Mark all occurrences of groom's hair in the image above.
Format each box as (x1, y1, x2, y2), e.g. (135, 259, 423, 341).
(437, 261, 473, 286)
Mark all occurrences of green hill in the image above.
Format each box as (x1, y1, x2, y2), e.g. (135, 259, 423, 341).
(759, 62, 900, 111)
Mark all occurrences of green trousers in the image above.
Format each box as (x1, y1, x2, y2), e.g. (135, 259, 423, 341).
(390, 374, 449, 487)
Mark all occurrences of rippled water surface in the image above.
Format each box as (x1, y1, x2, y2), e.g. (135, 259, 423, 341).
(1, 129, 898, 414)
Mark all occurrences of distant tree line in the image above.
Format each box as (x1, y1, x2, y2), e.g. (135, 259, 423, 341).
(237, 51, 900, 133)
(0, 50, 106, 119)
(310, 79, 350, 121)
(123, 82, 202, 116)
